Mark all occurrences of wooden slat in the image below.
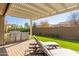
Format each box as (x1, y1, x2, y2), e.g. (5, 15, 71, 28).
(15, 4, 44, 16)
(64, 3, 77, 9)
(13, 3, 47, 16)
(31, 3, 52, 13)
(5, 3, 79, 20)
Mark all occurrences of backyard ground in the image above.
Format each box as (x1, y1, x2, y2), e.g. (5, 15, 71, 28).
(35, 36, 79, 51)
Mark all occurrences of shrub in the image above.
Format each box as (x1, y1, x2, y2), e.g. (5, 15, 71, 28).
(16, 28, 30, 32)
(52, 34, 59, 38)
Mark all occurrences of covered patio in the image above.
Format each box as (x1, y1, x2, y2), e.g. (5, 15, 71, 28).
(0, 3, 79, 56)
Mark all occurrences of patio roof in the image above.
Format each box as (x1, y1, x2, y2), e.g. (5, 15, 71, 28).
(0, 3, 79, 20)
(0, 3, 7, 16)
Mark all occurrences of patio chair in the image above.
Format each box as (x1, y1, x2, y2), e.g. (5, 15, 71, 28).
(39, 41, 53, 56)
(33, 35, 59, 49)
(33, 36, 53, 56)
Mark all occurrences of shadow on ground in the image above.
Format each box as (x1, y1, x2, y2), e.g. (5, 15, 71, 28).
(0, 40, 27, 56)
(0, 47, 8, 56)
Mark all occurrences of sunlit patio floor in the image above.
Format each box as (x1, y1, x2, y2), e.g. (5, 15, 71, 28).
(0, 40, 40, 56)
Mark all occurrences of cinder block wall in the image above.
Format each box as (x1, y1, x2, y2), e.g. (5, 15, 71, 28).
(33, 27, 79, 40)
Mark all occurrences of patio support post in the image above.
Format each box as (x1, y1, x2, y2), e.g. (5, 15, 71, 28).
(29, 19, 32, 40)
(0, 15, 4, 45)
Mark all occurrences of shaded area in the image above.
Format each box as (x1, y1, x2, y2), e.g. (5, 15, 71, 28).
(0, 40, 28, 56)
(0, 41, 24, 56)
(24, 41, 47, 56)
(5, 41, 26, 48)
(24, 49, 46, 56)
(0, 47, 8, 56)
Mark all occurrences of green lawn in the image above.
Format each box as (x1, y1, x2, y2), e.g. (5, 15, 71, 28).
(35, 36, 79, 51)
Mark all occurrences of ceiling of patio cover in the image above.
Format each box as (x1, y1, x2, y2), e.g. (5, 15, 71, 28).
(1, 3, 79, 20)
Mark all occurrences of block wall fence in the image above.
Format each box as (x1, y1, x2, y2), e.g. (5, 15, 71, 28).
(33, 27, 79, 40)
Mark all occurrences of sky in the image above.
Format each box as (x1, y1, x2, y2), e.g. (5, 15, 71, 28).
(5, 16, 29, 27)
(5, 9, 79, 26)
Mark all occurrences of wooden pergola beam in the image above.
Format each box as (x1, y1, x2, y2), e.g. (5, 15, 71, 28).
(3, 3, 10, 16)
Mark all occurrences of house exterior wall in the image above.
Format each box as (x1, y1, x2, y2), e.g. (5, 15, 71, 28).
(33, 27, 79, 40)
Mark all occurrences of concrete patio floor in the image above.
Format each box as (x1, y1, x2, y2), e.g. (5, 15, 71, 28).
(49, 48, 79, 56)
(0, 39, 79, 56)
(0, 40, 34, 56)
